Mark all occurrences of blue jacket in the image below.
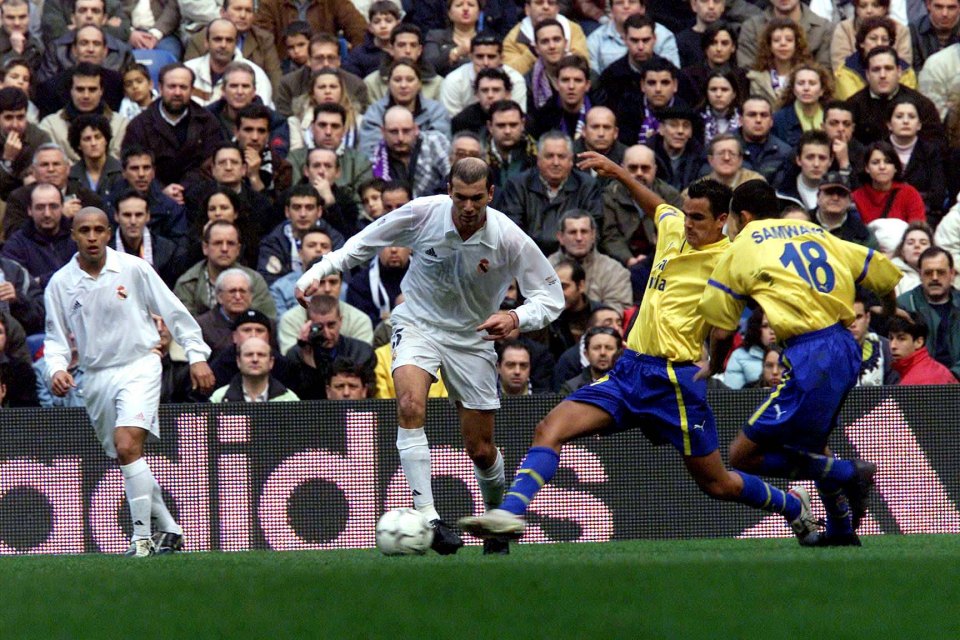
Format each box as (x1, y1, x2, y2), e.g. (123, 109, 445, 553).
(104, 178, 189, 240)
(257, 220, 345, 286)
(1, 218, 76, 290)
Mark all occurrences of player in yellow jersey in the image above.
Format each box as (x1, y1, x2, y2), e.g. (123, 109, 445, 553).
(459, 153, 819, 543)
(698, 181, 903, 546)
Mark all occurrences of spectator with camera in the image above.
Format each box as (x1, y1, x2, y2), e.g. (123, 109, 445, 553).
(286, 294, 375, 400)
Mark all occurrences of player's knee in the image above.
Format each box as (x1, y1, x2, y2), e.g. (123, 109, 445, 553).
(397, 392, 426, 425)
(114, 438, 142, 464)
(531, 418, 563, 450)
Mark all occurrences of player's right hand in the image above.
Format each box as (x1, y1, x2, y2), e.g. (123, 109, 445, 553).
(51, 371, 76, 397)
(294, 283, 319, 308)
(576, 151, 621, 178)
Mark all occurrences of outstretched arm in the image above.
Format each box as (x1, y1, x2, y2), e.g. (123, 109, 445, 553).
(577, 151, 665, 217)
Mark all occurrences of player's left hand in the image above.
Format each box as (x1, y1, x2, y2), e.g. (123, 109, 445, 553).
(190, 362, 216, 394)
(692, 366, 711, 382)
(477, 311, 517, 341)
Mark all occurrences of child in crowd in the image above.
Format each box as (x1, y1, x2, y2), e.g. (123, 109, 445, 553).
(357, 178, 386, 229)
(343, 1, 401, 78)
(119, 64, 157, 121)
(282, 21, 312, 74)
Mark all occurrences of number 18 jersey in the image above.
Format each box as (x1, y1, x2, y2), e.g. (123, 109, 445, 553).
(698, 219, 902, 341)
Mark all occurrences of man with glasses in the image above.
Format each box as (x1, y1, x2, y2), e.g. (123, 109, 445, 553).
(296, 157, 563, 555)
(2, 182, 77, 290)
(461, 151, 821, 547)
(173, 219, 275, 318)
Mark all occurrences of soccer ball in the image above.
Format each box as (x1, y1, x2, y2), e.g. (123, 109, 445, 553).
(375, 508, 434, 556)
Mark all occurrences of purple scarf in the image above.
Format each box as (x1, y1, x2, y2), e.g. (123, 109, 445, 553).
(531, 58, 554, 110)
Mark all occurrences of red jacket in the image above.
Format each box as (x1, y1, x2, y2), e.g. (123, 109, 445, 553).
(892, 348, 959, 385)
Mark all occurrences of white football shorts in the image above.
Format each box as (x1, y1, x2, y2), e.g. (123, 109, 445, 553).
(390, 321, 499, 410)
(82, 353, 163, 458)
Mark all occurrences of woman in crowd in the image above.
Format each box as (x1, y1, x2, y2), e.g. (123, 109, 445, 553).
(423, 0, 483, 76)
(747, 18, 812, 108)
(886, 96, 946, 221)
(359, 59, 451, 158)
(724, 307, 776, 390)
(191, 188, 261, 268)
(852, 141, 927, 224)
(289, 68, 362, 151)
(747, 345, 784, 390)
(891, 222, 934, 296)
(66, 113, 122, 201)
(834, 16, 916, 100)
(680, 22, 748, 106)
(698, 69, 742, 144)
(830, 0, 912, 71)
(772, 62, 833, 147)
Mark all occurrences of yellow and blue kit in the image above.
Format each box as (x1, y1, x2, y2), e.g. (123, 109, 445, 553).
(568, 203, 729, 456)
(699, 218, 901, 450)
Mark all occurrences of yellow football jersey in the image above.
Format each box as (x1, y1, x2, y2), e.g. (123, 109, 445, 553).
(698, 219, 902, 340)
(626, 204, 730, 362)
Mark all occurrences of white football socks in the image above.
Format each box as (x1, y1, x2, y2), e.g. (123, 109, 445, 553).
(475, 449, 505, 512)
(396, 426, 439, 522)
(120, 458, 153, 540)
(151, 482, 182, 536)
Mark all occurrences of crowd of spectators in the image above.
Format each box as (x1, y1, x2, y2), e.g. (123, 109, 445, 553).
(0, 0, 957, 407)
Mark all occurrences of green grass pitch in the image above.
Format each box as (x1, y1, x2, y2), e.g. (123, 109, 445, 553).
(2, 535, 959, 639)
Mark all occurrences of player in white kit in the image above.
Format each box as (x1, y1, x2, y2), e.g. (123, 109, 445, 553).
(44, 204, 216, 557)
(296, 158, 564, 554)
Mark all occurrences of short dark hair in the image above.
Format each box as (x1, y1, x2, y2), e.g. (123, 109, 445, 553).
(823, 99, 853, 116)
(497, 339, 530, 364)
(236, 103, 271, 127)
(584, 325, 623, 351)
(556, 54, 590, 78)
(797, 129, 832, 155)
(381, 180, 412, 199)
(121, 144, 154, 168)
(307, 145, 340, 168)
(115, 189, 149, 210)
(731, 180, 780, 220)
(67, 113, 111, 155)
(865, 44, 899, 67)
(533, 18, 564, 41)
(283, 20, 313, 39)
(474, 67, 511, 94)
(640, 57, 678, 81)
(212, 140, 243, 163)
(313, 101, 347, 124)
(121, 62, 150, 82)
(687, 178, 733, 219)
(471, 33, 502, 52)
(71, 62, 103, 85)
(487, 99, 524, 122)
(357, 177, 386, 198)
(888, 314, 927, 341)
(368, 0, 401, 20)
(0, 86, 27, 113)
(918, 246, 954, 271)
(623, 13, 655, 33)
(286, 183, 321, 208)
(326, 357, 371, 386)
(390, 23, 422, 45)
(555, 257, 586, 283)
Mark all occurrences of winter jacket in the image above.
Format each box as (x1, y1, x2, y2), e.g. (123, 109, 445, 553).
(892, 346, 959, 385)
(0, 218, 77, 290)
(548, 249, 632, 313)
(897, 286, 960, 379)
